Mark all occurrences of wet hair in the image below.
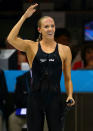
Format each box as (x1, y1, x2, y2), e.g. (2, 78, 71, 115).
(36, 33, 42, 42)
(81, 43, 93, 66)
(36, 16, 54, 42)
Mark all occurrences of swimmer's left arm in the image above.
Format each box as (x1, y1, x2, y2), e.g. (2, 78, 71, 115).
(63, 46, 75, 106)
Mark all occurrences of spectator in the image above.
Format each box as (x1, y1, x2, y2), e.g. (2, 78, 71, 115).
(17, 51, 28, 70)
(81, 43, 93, 69)
(8, 71, 48, 131)
(72, 43, 93, 69)
(71, 45, 83, 70)
(8, 71, 31, 131)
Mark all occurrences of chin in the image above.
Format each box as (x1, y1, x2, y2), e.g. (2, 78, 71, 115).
(48, 36, 54, 39)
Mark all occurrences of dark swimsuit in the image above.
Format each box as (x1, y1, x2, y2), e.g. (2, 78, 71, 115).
(27, 43, 66, 131)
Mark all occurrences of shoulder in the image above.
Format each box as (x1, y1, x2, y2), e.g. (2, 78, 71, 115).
(58, 43, 71, 54)
(58, 43, 72, 61)
(58, 43, 70, 50)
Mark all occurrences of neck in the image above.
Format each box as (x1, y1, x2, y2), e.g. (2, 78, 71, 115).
(41, 38, 55, 46)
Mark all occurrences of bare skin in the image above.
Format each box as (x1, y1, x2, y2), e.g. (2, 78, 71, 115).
(7, 3, 75, 106)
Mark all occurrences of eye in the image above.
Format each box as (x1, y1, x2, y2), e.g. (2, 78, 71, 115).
(51, 24, 55, 28)
(44, 25, 49, 28)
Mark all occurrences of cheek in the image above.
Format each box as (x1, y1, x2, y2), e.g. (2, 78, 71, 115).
(54, 28, 55, 32)
(41, 30, 46, 36)
(43, 29, 47, 33)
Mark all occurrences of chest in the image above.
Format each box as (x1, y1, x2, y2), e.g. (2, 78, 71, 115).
(35, 50, 62, 70)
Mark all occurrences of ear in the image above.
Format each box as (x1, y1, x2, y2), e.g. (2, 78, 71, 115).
(38, 27, 41, 33)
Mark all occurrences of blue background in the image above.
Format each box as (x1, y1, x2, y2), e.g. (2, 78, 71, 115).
(4, 70, 93, 92)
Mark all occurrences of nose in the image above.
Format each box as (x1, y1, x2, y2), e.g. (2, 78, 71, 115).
(48, 26, 52, 31)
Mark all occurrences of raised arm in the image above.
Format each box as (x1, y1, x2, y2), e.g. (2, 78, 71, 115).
(7, 3, 38, 52)
(63, 46, 75, 106)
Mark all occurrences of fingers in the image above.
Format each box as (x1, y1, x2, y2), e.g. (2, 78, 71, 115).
(32, 3, 38, 7)
(30, 3, 38, 9)
(66, 98, 75, 107)
(27, 3, 38, 12)
(70, 100, 75, 106)
(24, 3, 38, 18)
(32, 9, 36, 13)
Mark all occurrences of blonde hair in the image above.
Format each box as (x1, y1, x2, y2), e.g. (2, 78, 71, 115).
(37, 16, 54, 42)
(37, 16, 54, 28)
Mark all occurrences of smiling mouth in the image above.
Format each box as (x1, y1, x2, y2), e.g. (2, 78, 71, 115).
(47, 32, 54, 35)
(48, 34, 52, 36)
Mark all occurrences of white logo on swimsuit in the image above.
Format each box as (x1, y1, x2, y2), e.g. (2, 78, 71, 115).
(40, 59, 47, 62)
(49, 59, 55, 62)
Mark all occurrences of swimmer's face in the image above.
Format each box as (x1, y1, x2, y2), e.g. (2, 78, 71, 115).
(38, 17, 55, 40)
